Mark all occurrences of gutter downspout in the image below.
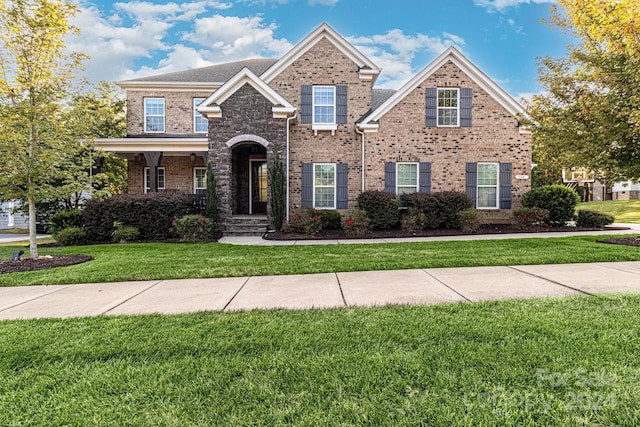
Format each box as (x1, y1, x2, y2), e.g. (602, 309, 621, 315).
(286, 112, 297, 221)
(356, 126, 365, 192)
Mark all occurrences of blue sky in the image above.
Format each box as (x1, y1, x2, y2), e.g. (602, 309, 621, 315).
(69, 0, 576, 100)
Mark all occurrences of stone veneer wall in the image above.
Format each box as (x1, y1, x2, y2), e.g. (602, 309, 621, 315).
(268, 38, 374, 212)
(363, 61, 532, 223)
(126, 91, 213, 135)
(207, 84, 288, 221)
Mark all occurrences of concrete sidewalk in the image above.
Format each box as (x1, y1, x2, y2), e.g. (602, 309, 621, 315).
(2, 261, 640, 320)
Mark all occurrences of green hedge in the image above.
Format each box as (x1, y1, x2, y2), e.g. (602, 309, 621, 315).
(522, 185, 579, 226)
(357, 191, 399, 230)
(400, 191, 473, 229)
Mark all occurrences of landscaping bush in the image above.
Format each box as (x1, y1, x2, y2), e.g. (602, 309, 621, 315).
(48, 209, 83, 234)
(357, 191, 399, 230)
(521, 185, 580, 226)
(284, 208, 323, 235)
(435, 191, 474, 229)
(513, 207, 550, 228)
(399, 193, 440, 229)
(457, 208, 482, 233)
(317, 210, 342, 230)
(341, 209, 368, 237)
(172, 214, 217, 242)
(576, 210, 614, 228)
(111, 222, 141, 243)
(83, 192, 200, 242)
(54, 227, 88, 246)
(401, 207, 428, 232)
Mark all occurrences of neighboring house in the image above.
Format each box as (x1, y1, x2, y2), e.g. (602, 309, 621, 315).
(612, 181, 640, 200)
(0, 201, 28, 230)
(95, 23, 532, 234)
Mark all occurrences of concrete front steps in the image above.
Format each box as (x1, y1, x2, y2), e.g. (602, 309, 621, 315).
(223, 215, 269, 237)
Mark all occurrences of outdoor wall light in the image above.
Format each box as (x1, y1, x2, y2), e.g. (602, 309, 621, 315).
(190, 153, 197, 164)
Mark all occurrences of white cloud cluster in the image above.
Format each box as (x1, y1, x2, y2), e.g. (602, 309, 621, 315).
(350, 30, 465, 89)
(473, 0, 555, 13)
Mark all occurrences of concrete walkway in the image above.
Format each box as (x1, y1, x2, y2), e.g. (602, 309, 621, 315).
(2, 261, 640, 320)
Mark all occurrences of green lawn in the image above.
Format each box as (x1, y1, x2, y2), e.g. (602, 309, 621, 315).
(578, 200, 640, 223)
(1, 295, 639, 426)
(1, 234, 640, 286)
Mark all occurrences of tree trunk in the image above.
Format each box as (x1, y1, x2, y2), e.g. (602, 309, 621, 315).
(28, 196, 38, 258)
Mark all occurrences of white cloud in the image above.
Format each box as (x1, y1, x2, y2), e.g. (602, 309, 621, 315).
(349, 30, 465, 89)
(113, 0, 232, 22)
(473, 0, 555, 13)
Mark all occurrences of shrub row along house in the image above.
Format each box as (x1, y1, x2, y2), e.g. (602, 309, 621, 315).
(95, 23, 532, 235)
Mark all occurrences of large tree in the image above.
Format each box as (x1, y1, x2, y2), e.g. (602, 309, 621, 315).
(524, 0, 640, 185)
(0, 0, 86, 257)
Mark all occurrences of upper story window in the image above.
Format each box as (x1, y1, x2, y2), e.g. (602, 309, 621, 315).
(313, 86, 336, 125)
(396, 163, 419, 195)
(437, 88, 459, 127)
(193, 98, 208, 133)
(144, 98, 165, 133)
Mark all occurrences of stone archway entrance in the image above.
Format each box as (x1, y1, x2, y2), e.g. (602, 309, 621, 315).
(231, 143, 267, 215)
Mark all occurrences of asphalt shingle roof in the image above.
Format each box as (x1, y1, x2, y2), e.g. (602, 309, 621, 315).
(121, 58, 279, 84)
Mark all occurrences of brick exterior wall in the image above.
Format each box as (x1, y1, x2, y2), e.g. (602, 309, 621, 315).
(127, 155, 206, 194)
(126, 90, 213, 136)
(268, 38, 374, 212)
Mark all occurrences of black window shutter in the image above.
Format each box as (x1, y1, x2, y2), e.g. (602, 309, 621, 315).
(460, 88, 472, 127)
(336, 163, 348, 209)
(419, 162, 431, 193)
(499, 163, 512, 209)
(466, 162, 478, 206)
(384, 162, 396, 193)
(425, 88, 437, 127)
(301, 163, 313, 208)
(300, 85, 312, 124)
(336, 85, 348, 124)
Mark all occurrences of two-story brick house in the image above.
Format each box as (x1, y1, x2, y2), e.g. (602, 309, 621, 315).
(95, 23, 531, 234)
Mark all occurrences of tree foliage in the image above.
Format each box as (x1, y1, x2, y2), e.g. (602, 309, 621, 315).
(523, 0, 640, 185)
(0, 0, 86, 257)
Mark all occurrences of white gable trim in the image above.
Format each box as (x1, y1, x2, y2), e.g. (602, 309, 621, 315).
(358, 46, 524, 129)
(260, 22, 380, 84)
(197, 67, 295, 119)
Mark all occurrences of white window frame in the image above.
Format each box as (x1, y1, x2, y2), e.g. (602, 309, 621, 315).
(477, 162, 499, 209)
(313, 163, 336, 210)
(396, 162, 419, 195)
(437, 88, 459, 127)
(144, 98, 165, 133)
(193, 98, 208, 133)
(144, 167, 166, 193)
(194, 167, 206, 194)
(312, 86, 336, 132)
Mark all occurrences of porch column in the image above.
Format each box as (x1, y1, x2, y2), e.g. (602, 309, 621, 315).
(144, 151, 162, 192)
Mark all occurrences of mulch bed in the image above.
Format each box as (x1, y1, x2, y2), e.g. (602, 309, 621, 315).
(0, 255, 94, 274)
(598, 236, 640, 247)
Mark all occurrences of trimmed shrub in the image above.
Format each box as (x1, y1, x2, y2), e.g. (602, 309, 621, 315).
(54, 227, 88, 246)
(111, 222, 141, 242)
(435, 191, 474, 229)
(172, 214, 217, 242)
(83, 192, 200, 242)
(205, 162, 219, 223)
(268, 155, 285, 231)
(341, 209, 368, 237)
(521, 185, 580, 226)
(317, 210, 342, 230)
(49, 209, 83, 234)
(399, 193, 439, 229)
(513, 207, 550, 228)
(401, 208, 428, 232)
(284, 208, 323, 235)
(575, 210, 614, 228)
(457, 208, 482, 233)
(357, 191, 399, 230)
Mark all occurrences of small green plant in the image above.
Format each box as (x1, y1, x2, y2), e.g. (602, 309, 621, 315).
(513, 207, 550, 228)
(522, 185, 580, 226)
(341, 209, 368, 237)
(172, 214, 217, 242)
(401, 208, 428, 232)
(457, 208, 482, 232)
(575, 210, 614, 228)
(284, 208, 323, 236)
(111, 221, 140, 243)
(54, 227, 88, 246)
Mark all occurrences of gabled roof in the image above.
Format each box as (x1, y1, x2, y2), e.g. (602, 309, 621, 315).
(117, 58, 278, 89)
(197, 67, 295, 119)
(260, 22, 381, 84)
(358, 46, 524, 129)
